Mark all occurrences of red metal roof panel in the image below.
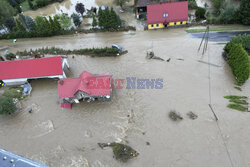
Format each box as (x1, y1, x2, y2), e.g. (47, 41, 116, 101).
(0, 56, 63, 80)
(147, 1, 188, 24)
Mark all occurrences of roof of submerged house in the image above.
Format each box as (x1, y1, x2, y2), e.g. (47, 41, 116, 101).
(136, 0, 177, 7)
(0, 56, 63, 80)
(0, 148, 49, 167)
(58, 71, 112, 98)
(147, 1, 188, 24)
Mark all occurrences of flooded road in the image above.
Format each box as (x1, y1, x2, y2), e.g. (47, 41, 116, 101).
(189, 30, 250, 42)
(0, 29, 250, 167)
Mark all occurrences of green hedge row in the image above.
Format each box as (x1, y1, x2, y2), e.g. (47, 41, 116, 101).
(224, 34, 250, 53)
(16, 47, 120, 57)
(226, 44, 250, 84)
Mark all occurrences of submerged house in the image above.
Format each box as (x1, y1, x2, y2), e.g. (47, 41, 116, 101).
(147, 1, 188, 29)
(58, 71, 112, 109)
(0, 56, 69, 86)
(0, 148, 49, 167)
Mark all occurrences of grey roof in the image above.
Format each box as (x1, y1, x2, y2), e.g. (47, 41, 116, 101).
(136, 0, 179, 7)
(0, 149, 49, 167)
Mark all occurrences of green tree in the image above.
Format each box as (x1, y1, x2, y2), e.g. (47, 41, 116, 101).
(212, 0, 224, 16)
(71, 13, 81, 27)
(219, 6, 237, 24)
(4, 17, 16, 31)
(18, 14, 28, 30)
(98, 7, 104, 28)
(195, 7, 206, 21)
(115, 0, 129, 8)
(15, 19, 25, 32)
(238, 0, 250, 25)
(92, 16, 97, 27)
(28, 0, 34, 9)
(59, 14, 71, 30)
(25, 15, 35, 30)
(53, 16, 61, 32)
(0, 96, 16, 115)
(0, 0, 16, 25)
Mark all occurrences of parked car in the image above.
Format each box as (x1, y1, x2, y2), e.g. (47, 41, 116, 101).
(112, 44, 124, 52)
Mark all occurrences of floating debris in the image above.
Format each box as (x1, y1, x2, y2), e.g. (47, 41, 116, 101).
(224, 95, 249, 112)
(187, 111, 198, 120)
(169, 111, 183, 121)
(146, 51, 165, 61)
(234, 86, 242, 91)
(146, 142, 150, 145)
(98, 142, 139, 162)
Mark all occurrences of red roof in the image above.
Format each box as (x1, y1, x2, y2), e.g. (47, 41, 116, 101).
(147, 1, 188, 24)
(58, 71, 112, 98)
(0, 56, 63, 80)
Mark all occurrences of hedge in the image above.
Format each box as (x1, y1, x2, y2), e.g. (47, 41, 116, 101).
(224, 34, 250, 53)
(226, 44, 250, 84)
(0, 96, 16, 115)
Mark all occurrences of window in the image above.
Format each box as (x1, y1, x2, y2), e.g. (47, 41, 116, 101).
(180, 21, 183, 24)
(151, 24, 153, 27)
(163, 13, 168, 18)
(156, 24, 159, 27)
(174, 22, 176, 25)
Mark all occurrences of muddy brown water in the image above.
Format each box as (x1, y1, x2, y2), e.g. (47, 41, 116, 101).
(0, 29, 250, 167)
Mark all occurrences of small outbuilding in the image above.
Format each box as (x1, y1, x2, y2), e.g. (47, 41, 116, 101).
(0, 56, 69, 86)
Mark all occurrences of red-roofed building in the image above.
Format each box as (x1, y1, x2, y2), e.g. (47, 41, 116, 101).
(147, 1, 188, 29)
(0, 56, 69, 85)
(58, 71, 112, 108)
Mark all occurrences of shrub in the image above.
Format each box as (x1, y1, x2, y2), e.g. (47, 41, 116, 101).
(71, 13, 81, 27)
(3, 88, 23, 99)
(195, 7, 206, 21)
(188, 0, 197, 9)
(5, 53, 16, 60)
(224, 34, 250, 53)
(226, 44, 250, 84)
(219, 6, 237, 24)
(0, 96, 16, 115)
(238, 0, 250, 25)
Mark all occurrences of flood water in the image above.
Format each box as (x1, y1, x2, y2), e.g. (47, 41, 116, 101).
(0, 28, 250, 167)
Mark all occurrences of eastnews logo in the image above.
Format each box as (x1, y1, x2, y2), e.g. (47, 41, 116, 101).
(86, 77, 164, 89)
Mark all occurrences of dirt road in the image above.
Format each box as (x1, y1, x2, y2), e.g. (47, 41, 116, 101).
(0, 28, 249, 167)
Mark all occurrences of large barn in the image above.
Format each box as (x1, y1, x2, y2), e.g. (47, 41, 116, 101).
(147, 1, 188, 29)
(0, 56, 69, 85)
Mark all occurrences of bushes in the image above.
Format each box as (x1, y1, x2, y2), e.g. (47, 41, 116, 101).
(238, 0, 250, 25)
(224, 34, 250, 53)
(16, 47, 120, 57)
(195, 7, 206, 21)
(188, 0, 197, 9)
(219, 6, 237, 24)
(5, 53, 16, 60)
(0, 96, 16, 115)
(226, 44, 250, 84)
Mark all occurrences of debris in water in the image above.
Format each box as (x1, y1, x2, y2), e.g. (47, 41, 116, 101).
(177, 58, 184, 61)
(146, 142, 150, 145)
(166, 58, 171, 62)
(234, 86, 242, 91)
(146, 51, 165, 61)
(187, 111, 198, 120)
(169, 111, 183, 121)
(98, 142, 139, 162)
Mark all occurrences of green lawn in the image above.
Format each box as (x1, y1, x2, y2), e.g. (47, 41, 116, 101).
(186, 25, 250, 33)
(20, 0, 30, 12)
